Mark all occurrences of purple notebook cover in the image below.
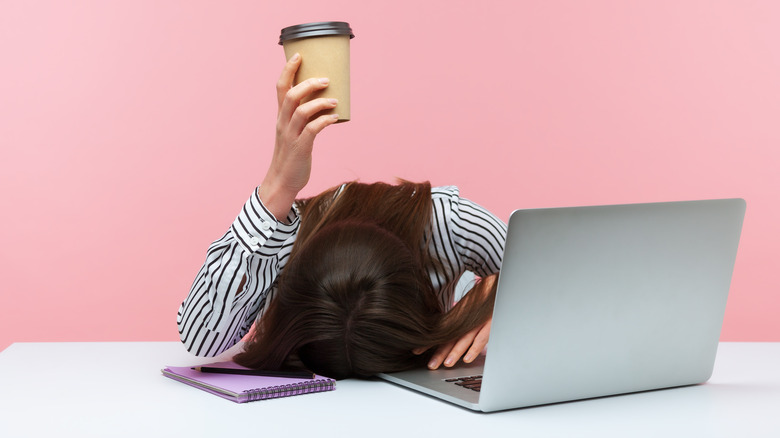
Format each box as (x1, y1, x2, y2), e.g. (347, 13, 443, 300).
(162, 360, 336, 403)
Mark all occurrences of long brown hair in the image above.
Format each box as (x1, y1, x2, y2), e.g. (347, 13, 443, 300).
(233, 181, 498, 379)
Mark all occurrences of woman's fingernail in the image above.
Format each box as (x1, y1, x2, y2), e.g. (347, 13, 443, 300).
(428, 360, 437, 369)
(328, 98, 338, 106)
(444, 357, 454, 366)
(319, 78, 329, 85)
(330, 114, 339, 120)
(464, 354, 474, 362)
(290, 53, 300, 62)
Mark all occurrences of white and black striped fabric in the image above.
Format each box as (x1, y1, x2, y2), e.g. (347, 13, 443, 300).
(178, 186, 507, 357)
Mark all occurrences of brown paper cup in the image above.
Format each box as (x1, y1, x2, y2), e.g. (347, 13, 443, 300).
(279, 22, 354, 122)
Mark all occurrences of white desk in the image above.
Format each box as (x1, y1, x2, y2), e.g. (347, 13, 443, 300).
(1, 342, 778, 437)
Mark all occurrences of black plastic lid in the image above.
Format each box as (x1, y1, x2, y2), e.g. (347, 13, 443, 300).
(279, 21, 355, 45)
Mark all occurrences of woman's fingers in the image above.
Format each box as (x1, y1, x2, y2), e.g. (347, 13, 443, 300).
(278, 77, 331, 127)
(427, 342, 455, 370)
(426, 318, 493, 369)
(442, 327, 481, 368)
(296, 112, 340, 146)
(412, 347, 429, 355)
(287, 97, 339, 137)
(276, 53, 301, 108)
(462, 319, 491, 363)
(275, 53, 335, 137)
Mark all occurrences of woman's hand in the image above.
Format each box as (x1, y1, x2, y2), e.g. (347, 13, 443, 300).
(413, 275, 497, 369)
(414, 318, 492, 370)
(258, 53, 340, 219)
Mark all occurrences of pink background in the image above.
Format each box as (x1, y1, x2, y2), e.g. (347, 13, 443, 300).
(1, 1, 778, 352)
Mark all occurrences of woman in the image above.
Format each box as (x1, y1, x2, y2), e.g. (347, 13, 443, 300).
(177, 53, 507, 379)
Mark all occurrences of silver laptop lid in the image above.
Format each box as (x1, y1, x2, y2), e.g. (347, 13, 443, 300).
(479, 198, 745, 411)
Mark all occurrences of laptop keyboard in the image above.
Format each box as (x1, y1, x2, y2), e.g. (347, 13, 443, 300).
(445, 375, 483, 392)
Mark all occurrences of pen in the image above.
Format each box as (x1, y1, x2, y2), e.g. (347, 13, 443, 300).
(192, 366, 315, 379)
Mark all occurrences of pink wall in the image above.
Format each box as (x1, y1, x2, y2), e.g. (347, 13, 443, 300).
(1, 1, 778, 352)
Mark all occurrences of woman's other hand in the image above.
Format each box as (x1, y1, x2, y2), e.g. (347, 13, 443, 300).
(412, 275, 497, 369)
(258, 53, 340, 219)
(414, 318, 492, 370)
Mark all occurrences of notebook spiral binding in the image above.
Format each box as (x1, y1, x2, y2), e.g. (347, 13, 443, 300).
(244, 378, 336, 401)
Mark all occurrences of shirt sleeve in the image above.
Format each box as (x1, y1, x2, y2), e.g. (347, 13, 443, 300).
(177, 187, 300, 357)
(431, 186, 507, 279)
(450, 194, 507, 277)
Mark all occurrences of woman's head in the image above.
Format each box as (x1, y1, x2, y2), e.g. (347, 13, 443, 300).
(233, 181, 496, 379)
(275, 219, 442, 378)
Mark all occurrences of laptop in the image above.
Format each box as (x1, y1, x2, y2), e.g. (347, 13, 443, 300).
(377, 198, 746, 412)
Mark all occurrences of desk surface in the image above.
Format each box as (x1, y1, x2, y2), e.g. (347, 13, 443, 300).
(1, 342, 779, 437)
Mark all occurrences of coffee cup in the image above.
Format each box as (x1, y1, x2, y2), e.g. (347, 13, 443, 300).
(279, 21, 355, 122)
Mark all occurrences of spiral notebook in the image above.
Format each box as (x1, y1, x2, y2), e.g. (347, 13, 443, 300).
(162, 361, 336, 403)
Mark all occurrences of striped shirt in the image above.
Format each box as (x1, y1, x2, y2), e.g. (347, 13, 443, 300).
(177, 186, 508, 357)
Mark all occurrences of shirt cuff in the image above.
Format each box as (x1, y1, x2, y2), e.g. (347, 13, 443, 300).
(230, 187, 300, 255)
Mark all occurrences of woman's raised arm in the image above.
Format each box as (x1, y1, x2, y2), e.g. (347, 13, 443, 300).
(258, 52, 340, 220)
